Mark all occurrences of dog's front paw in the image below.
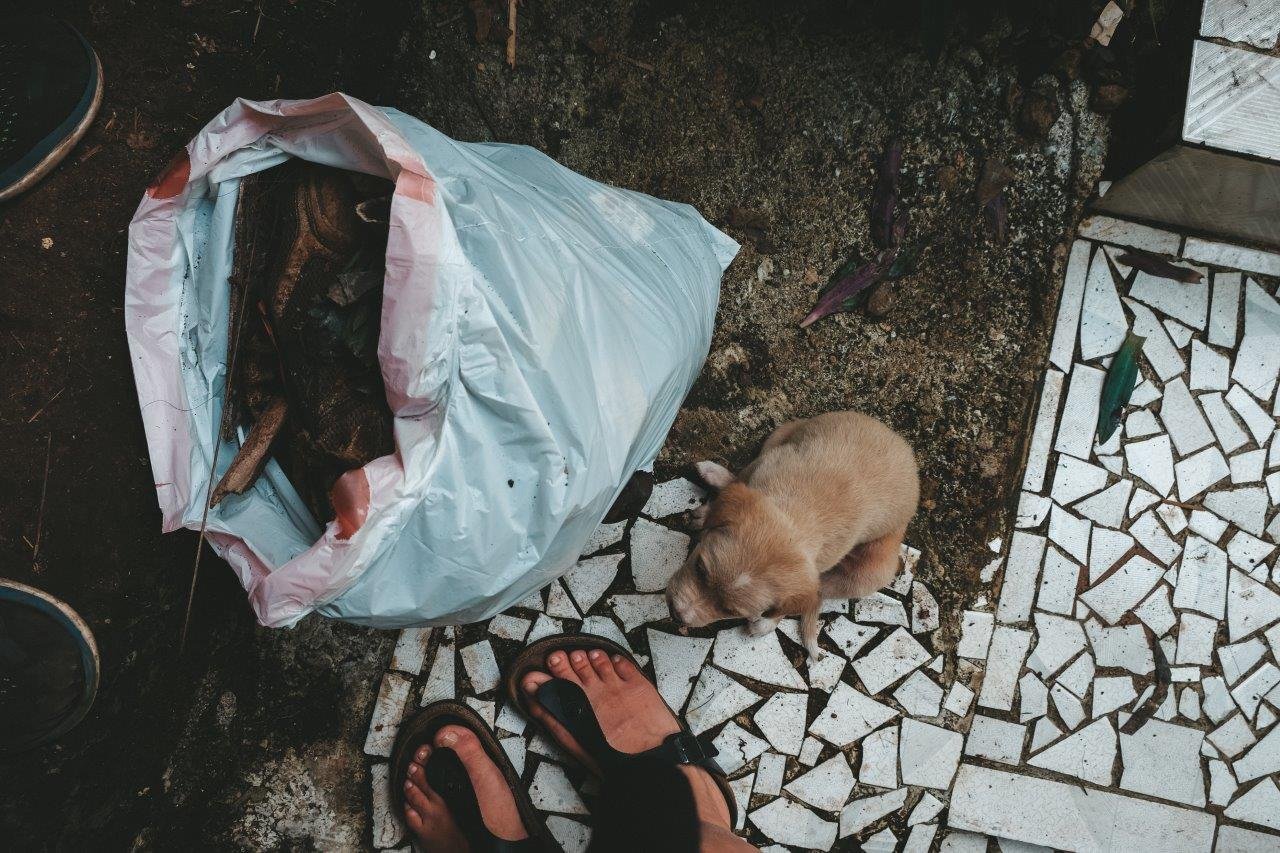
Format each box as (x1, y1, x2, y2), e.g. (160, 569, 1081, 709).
(805, 639, 824, 662)
(747, 616, 780, 637)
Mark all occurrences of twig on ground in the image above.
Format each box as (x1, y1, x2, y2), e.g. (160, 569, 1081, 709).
(506, 0, 518, 68)
(27, 387, 64, 423)
(33, 434, 51, 562)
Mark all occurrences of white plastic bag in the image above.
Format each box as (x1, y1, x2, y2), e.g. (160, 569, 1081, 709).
(126, 94, 737, 628)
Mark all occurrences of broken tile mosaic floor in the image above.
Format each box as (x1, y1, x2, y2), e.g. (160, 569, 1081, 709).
(360, 217, 1280, 850)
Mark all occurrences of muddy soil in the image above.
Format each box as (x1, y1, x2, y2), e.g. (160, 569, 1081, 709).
(0, 0, 1195, 848)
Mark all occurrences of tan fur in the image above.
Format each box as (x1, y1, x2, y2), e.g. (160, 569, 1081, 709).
(666, 411, 919, 659)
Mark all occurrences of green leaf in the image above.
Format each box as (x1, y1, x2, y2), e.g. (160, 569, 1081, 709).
(1097, 332, 1145, 443)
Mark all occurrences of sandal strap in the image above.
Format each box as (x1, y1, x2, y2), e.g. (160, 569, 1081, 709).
(638, 730, 721, 767)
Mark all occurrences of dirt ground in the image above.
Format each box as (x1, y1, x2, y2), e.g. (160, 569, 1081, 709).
(0, 0, 1197, 849)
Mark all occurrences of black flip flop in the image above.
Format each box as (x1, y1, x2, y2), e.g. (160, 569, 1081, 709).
(503, 633, 737, 826)
(390, 700, 552, 852)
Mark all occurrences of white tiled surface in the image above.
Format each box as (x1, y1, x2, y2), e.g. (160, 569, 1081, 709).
(1184, 39, 1280, 162)
(361, 216, 1280, 850)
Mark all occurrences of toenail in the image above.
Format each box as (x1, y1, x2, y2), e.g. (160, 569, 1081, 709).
(439, 731, 457, 746)
(549, 652, 563, 664)
(611, 654, 622, 662)
(589, 650, 603, 659)
(416, 746, 429, 760)
(571, 651, 585, 662)
(524, 679, 537, 692)
(405, 781, 413, 791)
(408, 764, 420, 776)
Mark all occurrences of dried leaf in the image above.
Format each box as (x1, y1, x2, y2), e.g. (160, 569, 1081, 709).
(870, 140, 903, 249)
(1097, 332, 1145, 443)
(976, 159, 1013, 207)
(982, 193, 1007, 244)
(799, 248, 896, 329)
(1115, 249, 1203, 283)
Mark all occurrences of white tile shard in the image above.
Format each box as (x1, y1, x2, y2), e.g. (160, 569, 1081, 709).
(754, 690, 808, 756)
(1228, 568, 1280, 641)
(685, 666, 760, 735)
(1201, 391, 1251, 454)
(1078, 216, 1181, 254)
(1050, 455, 1110, 505)
(1079, 250, 1129, 360)
(893, 671, 944, 717)
(561, 553, 623, 614)
(979, 626, 1032, 711)
(646, 629, 712, 711)
(1189, 340, 1229, 390)
(364, 672, 412, 758)
(641, 477, 706, 519)
(1073, 480, 1131, 528)
(460, 641, 500, 694)
(1126, 435, 1175, 496)
(1038, 546, 1081, 615)
(1130, 269, 1209, 330)
(838, 788, 909, 838)
(809, 682, 898, 748)
(1055, 365, 1107, 460)
(858, 725, 899, 789)
(1048, 241, 1092, 373)
(852, 628, 931, 695)
(1118, 720, 1206, 806)
(529, 762, 589, 815)
(1175, 446, 1230, 501)
(1126, 299, 1186, 381)
(1206, 485, 1270, 536)
(1232, 278, 1280, 402)
(1224, 778, 1280, 832)
(784, 753, 856, 812)
(1028, 716, 1116, 785)
(853, 592, 909, 627)
(754, 751, 786, 797)
(1047, 506, 1091, 566)
(749, 796, 837, 850)
(1024, 369, 1067, 491)
(998, 532, 1046, 625)
(899, 718, 964, 790)
(1227, 384, 1276, 447)
(965, 715, 1026, 765)
(487, 614, 531, 642)
(1208, 270, 1242, 347)
(420, 630, 456, 705)
(581, 519, 626, 556)
(1080, 554, 1164, 625)
(629, 518, 690, 592)
(1159, 378, 1215, 456)
(711, 721, 769, 774)
(713, 626, 806, 690)
(389, 627, 433, 675)
(948, 764, 1215, 853)
(607, 593, 668, 632)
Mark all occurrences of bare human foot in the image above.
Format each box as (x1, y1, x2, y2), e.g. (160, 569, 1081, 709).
(403, 725, 530, 852)
(522, 649, 733, 829)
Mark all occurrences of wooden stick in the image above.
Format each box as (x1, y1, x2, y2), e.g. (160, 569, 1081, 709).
(506, 0, 518, 68)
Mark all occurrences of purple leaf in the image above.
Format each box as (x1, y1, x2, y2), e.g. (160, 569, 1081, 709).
(1115, 250, 1204, 284)
(870, 140, 903, 249)
(982, 193, 1007, 244)
(800, 248, 897, 329)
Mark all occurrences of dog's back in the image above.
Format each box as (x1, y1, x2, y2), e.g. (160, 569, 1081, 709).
(741, 411, 919, 568)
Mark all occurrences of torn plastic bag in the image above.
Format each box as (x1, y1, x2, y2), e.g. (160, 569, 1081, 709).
(125, 94, 737, 628)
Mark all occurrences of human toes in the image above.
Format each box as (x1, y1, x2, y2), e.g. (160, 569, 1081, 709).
(609, 653, 640, 680)
(567, 649, 599, 683)
(545, 651, 582, 684)
(435, 725, 485, 763)
(408, 744, 432, 779)
(404, 768, 440, 820)
(587, 648, 620, 681)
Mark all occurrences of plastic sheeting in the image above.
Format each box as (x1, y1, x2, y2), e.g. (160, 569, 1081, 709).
(125, 94, 737, 628)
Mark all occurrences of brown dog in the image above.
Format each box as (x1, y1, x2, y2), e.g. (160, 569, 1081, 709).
(665, 411, 919, 659)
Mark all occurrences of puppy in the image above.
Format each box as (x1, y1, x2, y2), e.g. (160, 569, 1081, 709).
(665, 411, 919, 660)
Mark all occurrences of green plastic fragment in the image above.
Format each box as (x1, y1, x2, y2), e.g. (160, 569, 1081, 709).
(1097, 331, 1145, 444)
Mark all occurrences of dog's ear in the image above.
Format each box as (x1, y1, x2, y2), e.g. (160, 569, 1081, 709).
(694, 460, 735, 490)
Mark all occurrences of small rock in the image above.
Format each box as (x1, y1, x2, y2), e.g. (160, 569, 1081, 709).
(1018, 90, 1061, 139)
(1091, 83, 1129, 113)
(867, 283, 895, 317)
(40, 237, 53, 250)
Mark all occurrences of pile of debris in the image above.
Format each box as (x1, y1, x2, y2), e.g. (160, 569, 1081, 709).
(212, 162, 396, 523)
